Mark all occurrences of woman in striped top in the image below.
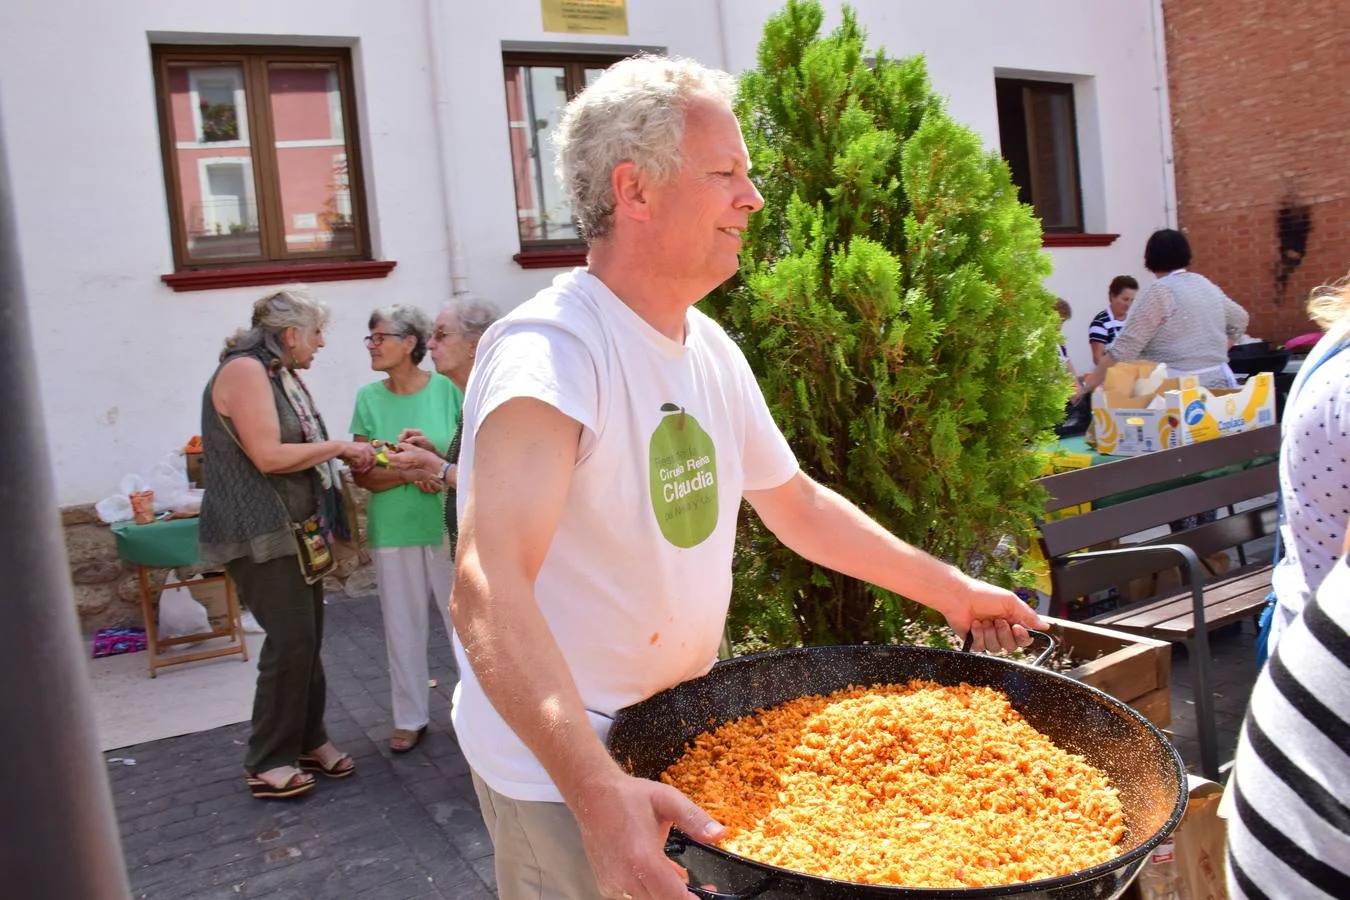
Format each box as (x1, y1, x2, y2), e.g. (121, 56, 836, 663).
(1088, 274, 1137, 365)
(1225, 526, 1350, 899)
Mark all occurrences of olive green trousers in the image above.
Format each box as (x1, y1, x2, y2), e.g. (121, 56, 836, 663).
(227, 554, 328, 774)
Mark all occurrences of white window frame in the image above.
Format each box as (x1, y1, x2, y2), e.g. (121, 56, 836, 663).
(181, 67, 250, 150)
(194, 156, 257, 236)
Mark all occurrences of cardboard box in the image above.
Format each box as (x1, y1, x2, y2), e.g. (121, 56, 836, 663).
(186, 576, 231, 632)
(1091, 367, 1276, 457)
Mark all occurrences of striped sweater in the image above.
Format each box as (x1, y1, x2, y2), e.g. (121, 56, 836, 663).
(1226, 556, 1350, 898)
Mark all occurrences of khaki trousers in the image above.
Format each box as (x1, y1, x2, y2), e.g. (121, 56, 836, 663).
(471, 771, 602, 900)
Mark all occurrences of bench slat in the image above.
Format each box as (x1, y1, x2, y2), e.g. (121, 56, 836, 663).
(1040, 465, 1277, 557)
(1051, 507, 1275, 601)
(1090, 566, 1272, 638)
(1040, 427, 1280, 513)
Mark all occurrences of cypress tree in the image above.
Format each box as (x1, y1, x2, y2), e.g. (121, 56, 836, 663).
(707, 0, 1070, 647)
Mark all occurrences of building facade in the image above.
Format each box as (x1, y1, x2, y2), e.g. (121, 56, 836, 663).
(1, 0, 1175, 508)
(1164, 0, 1350, 342)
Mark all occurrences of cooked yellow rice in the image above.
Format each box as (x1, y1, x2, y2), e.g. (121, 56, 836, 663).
(660, 680, 1126, 888)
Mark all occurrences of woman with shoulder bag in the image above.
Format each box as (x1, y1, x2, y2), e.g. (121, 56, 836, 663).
(200, 286, 376, 799)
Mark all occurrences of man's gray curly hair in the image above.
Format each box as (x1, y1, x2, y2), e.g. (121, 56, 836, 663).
(551, 54, 737, 243)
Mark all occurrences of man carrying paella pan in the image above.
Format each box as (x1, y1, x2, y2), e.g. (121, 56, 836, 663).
(447, 55, 1052, 900)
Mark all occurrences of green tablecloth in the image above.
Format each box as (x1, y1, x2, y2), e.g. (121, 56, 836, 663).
(111, 517, 202, 568)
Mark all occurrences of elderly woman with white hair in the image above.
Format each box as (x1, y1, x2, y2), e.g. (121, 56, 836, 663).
(349, 304, 462, 754)
(200, 286, 376, 799)
(387, 296, 502, 560)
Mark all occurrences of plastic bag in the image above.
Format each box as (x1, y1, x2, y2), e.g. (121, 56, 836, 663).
(157, 572, 210, 640)
(95, 452, 200, 523)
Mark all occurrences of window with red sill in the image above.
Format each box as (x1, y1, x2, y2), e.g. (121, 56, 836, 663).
(503, 51, 626, 267)
(996, 77, 1114, 247)
(152, 45, 390, 288)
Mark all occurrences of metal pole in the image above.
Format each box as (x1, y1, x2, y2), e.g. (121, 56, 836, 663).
(0, 100, 131, 898)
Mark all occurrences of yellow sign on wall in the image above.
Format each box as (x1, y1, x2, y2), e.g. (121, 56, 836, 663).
(541, 0, 628, 36)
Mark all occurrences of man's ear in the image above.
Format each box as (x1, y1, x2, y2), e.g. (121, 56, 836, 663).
(610, 160, 652, 223)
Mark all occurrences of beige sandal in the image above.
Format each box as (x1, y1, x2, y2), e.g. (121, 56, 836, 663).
(389, 725, 427, 754)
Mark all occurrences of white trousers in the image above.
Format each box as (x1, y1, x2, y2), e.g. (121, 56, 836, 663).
(372, 545, 455, 731)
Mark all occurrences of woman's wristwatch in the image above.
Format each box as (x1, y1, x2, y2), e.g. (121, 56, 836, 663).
(439, 461, 453, 482)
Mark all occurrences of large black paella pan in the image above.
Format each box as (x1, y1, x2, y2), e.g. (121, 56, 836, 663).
(606, 638, 1187, 900)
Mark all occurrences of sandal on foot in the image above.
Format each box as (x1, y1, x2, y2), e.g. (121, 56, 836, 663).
(389, 725, 427, 754)
(298, 750, 355, 779)
(244, 769, 315, 799)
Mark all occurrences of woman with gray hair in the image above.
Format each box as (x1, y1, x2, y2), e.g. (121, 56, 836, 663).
(388, 296, 502, 558)
(349, 303, 462, 754)
(200, 286, 376, 799)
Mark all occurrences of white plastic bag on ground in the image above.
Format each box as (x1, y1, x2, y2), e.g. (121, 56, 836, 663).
(157, 572, 210, 641)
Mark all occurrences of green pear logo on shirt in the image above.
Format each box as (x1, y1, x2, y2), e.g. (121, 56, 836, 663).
(648, 402, 718, 548)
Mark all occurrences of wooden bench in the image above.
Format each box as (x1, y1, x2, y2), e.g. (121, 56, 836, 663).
(1035, 426, 1280, 779)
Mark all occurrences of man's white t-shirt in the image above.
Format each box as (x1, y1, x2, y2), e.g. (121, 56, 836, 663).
(452, 268, 800, 802)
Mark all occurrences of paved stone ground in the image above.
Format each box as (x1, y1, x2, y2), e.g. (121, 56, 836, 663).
(108, 593, 493, 900)
(105, 592, 1264, 898)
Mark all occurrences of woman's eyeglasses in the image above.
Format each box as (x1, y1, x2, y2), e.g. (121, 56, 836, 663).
(363, 332, 404, 347)
(432, 327, 466, 342)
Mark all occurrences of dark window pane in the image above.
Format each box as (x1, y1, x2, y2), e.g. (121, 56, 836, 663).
(1025, 87, 1081, 231)
(994, 78, 1083, 233)
(503, 64, 577, 244)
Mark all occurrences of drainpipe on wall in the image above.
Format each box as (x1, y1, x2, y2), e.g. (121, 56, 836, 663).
(1150, 0, 1179, 229)
(425, 0, 470, 296)
(715, 0, 734, 72)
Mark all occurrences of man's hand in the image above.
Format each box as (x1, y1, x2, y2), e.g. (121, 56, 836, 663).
(937, 575, 1047, 652)
(572, 771, 723, 900)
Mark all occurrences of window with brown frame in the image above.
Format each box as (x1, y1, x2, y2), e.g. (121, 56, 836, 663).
(995, 78, 1084, 234)
(152, 46, 371, 271)
(503, 52, 626, 255)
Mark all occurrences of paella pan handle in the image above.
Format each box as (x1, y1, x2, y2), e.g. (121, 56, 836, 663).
(960, 628, 1056, 667)
(665, 833, 786, 899)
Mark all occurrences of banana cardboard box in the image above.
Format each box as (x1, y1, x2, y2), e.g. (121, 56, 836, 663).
(1089, 363, 1276, 456)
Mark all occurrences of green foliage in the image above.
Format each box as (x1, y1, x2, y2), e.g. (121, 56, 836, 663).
(706, 0, 1070, 647)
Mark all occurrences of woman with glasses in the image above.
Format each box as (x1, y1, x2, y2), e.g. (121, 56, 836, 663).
(349, 304, 463, 754)
(387, 297, 501, 564)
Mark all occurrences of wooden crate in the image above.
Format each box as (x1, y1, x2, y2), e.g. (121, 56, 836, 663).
(1042, 615, 1172, 728)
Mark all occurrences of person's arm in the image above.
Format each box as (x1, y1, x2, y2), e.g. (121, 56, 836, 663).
(1222, 292, 1250, 343)
(350, 434, 433, 493)
(744, 471, 1046, 650)
(453, 397, 721, 900)
(385, 443, 453, 485)
(1091, 341, 1107, 367)
(213, 356, 374, 473)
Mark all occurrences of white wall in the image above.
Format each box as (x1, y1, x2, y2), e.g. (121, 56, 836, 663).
(1, 0, 1170, 505)
(443, 0, 1171, 373)
(0, 2, 453, 505)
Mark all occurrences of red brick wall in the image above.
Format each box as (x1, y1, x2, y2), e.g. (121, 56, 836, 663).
(1164, 0, 1350, 343)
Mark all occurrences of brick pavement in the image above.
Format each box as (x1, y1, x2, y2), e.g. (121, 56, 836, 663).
(107, 592, 494, 900)
(105, 593, 1265, 898)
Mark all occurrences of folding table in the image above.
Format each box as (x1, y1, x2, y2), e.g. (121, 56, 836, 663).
(111, 517, 249, 677)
